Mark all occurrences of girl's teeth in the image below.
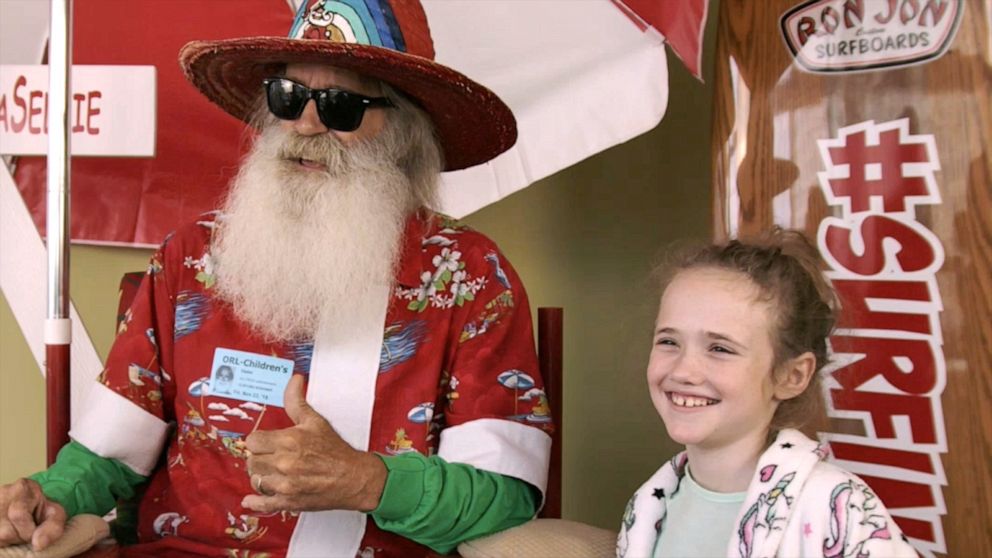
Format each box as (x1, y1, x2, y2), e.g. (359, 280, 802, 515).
(672, 393, 714, 407)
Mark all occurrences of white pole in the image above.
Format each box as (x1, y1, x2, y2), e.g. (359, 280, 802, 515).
(45, 0, 72, 465)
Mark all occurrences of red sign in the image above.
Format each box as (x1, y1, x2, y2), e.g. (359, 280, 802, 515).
(816, 118, 947, 556)
(13, 1, 292, 247)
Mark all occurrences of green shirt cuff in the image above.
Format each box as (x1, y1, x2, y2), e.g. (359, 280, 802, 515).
(372, 452, 428, 521)
(369, 451, 538, 554)
(29, 441, 147, 517)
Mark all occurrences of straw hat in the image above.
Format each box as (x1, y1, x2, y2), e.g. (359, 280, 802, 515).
(179, 0, 516, 171)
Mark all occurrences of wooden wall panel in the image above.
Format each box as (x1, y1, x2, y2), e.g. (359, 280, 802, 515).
(711, 1, 991, 556)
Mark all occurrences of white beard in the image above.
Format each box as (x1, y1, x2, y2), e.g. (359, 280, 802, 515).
(210, 123, 420, 342)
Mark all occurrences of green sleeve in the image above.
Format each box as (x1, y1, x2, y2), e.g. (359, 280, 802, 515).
(370, 452, 539, 554)
(28, 441, 147, 517)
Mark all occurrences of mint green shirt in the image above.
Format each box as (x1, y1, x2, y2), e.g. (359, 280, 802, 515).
(33, 441, 537, 554)
(653, 467, 745, 558)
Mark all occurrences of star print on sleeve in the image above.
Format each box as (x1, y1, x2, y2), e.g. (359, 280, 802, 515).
(652, 488, 665, 499)
(780, 442, 794, 449)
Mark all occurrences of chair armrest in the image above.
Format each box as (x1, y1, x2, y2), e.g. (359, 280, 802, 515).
(457, 518, 617, 558)
(0, 514, 110, 558)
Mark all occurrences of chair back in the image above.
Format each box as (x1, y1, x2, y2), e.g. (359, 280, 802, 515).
(537, 307, 563, 519)
(115, 272, 145, 329)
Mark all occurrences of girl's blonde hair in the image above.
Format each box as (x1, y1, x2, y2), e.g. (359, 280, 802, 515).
(657, 227, 839, 430)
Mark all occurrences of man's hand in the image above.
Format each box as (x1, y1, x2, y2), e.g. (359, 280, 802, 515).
(0, 478, 67, 550)
(242, 375, 387, 514)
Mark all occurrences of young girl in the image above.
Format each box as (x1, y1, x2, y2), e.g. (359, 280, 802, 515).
(617, 229, 918, 558)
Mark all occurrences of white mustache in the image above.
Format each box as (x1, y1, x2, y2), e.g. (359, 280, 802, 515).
(209, 124, 414, 342)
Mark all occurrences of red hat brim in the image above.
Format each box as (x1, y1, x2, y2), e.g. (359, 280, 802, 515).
(179, 37, 517, 171)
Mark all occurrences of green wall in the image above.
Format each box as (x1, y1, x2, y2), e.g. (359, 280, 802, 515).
(0, 10, 717, 532)
(1, 245, 153, 481)
(0, 296, 46, 478)
(462, 37, 716, 526)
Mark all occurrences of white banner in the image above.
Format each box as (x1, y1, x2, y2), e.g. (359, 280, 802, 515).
(0, 64, 156, 157)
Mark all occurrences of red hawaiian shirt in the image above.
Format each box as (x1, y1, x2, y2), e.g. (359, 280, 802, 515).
(72, 211, 552, 558)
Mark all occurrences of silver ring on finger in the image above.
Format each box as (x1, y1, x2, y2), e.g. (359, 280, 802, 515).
(252, 474, 274, 496)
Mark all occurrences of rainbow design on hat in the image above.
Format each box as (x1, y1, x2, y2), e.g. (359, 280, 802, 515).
(179, 0, 516, 170)
(290, 0, 407, 52)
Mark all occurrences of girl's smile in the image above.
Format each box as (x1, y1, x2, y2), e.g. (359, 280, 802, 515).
(666, 391, 720, 408)
(647, 267, 780, 455)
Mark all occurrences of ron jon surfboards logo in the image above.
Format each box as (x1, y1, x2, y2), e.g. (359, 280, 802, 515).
(780, 0, 963, 73)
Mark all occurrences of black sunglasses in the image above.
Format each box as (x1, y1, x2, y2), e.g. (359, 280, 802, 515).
(262, 77, 394, 132)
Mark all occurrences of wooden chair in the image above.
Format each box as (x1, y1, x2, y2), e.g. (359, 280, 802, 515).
(536, 307, 563, 520)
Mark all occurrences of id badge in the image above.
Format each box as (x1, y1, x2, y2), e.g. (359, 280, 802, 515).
(209, 348, 294, 407)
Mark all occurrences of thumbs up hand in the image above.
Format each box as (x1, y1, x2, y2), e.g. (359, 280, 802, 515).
(242, 374, 387, 513)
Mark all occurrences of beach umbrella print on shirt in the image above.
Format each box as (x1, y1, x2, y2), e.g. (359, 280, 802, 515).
(407, 402, 435, 424)
(407, 402, 437, 443)
(188, 377, 211, 397)
(497, 369, 535, 418)
(497, 369, 535, 390)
